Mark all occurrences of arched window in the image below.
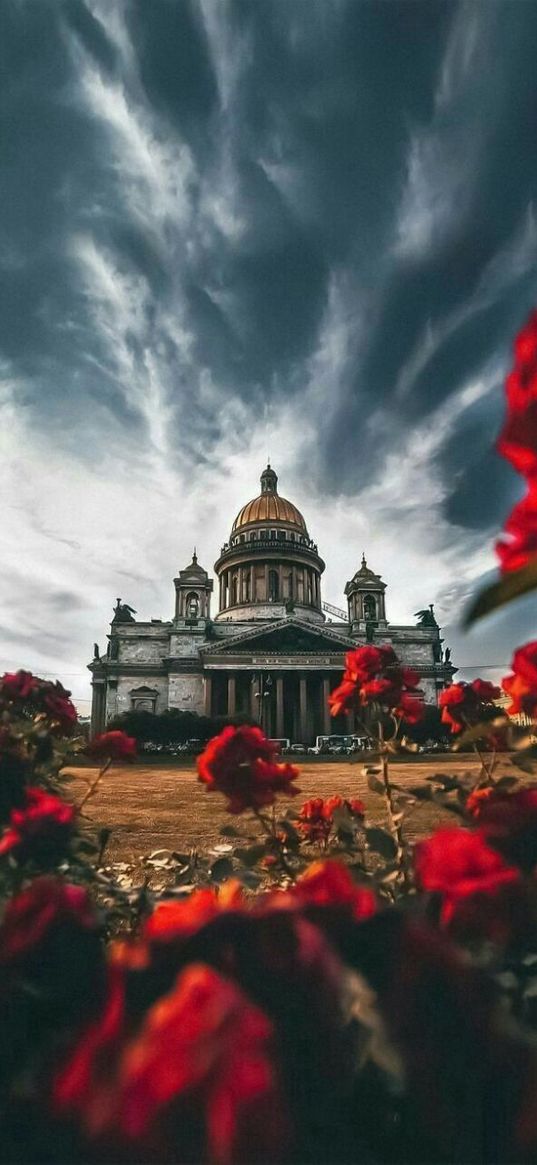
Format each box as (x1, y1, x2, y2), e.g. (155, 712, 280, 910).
(186, 592, 199, 618)
(231, 574, 239, 605)
(363, 594, 377, 621)
(268, 569, 279, 601)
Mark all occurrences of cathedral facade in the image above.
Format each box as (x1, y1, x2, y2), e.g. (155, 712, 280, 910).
(89, 466, 455, 743)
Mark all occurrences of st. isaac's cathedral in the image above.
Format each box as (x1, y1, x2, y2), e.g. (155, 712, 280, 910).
(89, 466, 456, 743)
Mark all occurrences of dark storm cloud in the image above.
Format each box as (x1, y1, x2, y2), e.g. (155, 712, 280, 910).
(2, 0, 537, 688)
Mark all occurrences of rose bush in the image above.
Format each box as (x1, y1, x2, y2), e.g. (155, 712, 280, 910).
(2, 311, 537, 1162)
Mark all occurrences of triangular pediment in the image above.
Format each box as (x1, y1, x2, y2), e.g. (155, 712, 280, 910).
(203, 618, 355, 656)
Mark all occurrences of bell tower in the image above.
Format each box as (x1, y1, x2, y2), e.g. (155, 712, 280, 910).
(344, 553, 387, 635)
(173, 551, 213, 623)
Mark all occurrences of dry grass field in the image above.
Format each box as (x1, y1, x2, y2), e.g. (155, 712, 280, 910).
(63, 754, 519, 885)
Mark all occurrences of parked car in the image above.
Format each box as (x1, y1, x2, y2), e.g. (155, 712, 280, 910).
(289, 743, 306, 754)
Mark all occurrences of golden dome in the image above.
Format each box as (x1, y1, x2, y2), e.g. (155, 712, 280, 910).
(232, 493, 307, 532)
(231, 466, 308, 535)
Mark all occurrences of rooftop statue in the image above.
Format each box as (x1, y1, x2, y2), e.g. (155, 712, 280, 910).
(112, 598, 137, 623)
(414, 603, 438, 628)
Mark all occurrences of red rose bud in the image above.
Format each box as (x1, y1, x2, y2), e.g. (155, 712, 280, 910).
(197, 725, 300, 814)
(87, 730, 137, 761)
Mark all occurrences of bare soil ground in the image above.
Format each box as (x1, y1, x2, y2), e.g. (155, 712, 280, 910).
(63, 754, 518, 883)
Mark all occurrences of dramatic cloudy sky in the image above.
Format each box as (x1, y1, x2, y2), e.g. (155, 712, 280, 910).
(2, 0, 537, 713)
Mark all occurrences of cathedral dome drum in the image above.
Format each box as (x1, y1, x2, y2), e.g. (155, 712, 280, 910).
(214, 465, 325, 624)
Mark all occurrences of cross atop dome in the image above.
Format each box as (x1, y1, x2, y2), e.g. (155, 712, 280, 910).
(260, 463, 278, 494)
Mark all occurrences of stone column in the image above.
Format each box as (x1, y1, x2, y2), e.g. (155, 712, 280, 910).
(322, 677, 331, 734)
(204, 674, 212, 716)
(250, 563, 255, 603)
(227, 673, 236, 716)
(91, 680, 106, 735)
(276, 676, 284, 738)
(299, 675, 307, 743)
(264, 563, 269, 602)
(250, 674, 258, 720)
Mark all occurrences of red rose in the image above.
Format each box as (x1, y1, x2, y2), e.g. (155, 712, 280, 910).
(0, 876, 97, 964)
(346, 797, 366, 818)
(465, 786, 496, 817)
(87, 730, 137, 762)
(0, 672, 78, 734)
(497, 406, 537, 478)
(0, 787, 75, 863)
(297, 798, 332, 843)
(327, 678, 357, 717)
(144, 881, 245, 945)
(496, 311, 537, 570)
(0, 670, 39, 701)
(470, 678, 501, 701)
(297, 796, 364, 845)
(344, 646, 387, 682)
(395, 692, 426, 724)
(474, 785, 537, 872)
(502, 641, 537, 717)
(329, 646, 424, 723)
(292, 859, 377, 921)
(54, 963, 290, 1164)
(197, 726, 301, 814)
(414, 827, 520, 925)
(40, 681, 78, 732)
(438, 680, 500, 734)
(496, 489, 537, 572)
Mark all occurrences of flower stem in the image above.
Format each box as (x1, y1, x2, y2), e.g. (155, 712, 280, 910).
(378, 720, 410, 891)
(77, 759, 112, 811)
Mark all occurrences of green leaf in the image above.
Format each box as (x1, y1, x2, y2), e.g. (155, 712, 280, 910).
(511, 754, 537, 775)
(219, 824, 241, 838)
(494, 775, 520, 789)
(407, 784, 433, 801)
(367, 773, 385, 796)
(277, 819, 300, 846)
(425, 773, 461, 790)
(463, 559, 537, 627)
(74, 838, 98, 856)
(452, 718, 506, 750)
(235, 844, 267, 868)
(210, 857, 234, 883)
(365, 827, 397, 860)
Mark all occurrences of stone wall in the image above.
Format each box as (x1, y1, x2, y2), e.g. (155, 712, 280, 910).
(118, 638, 169, 664)
(106, 675, 169, 722)
(168, 673, 205, 715)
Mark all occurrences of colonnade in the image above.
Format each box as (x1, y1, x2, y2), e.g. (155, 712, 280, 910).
(219, 562, 321, 610)
(204, 670, 351, 744)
